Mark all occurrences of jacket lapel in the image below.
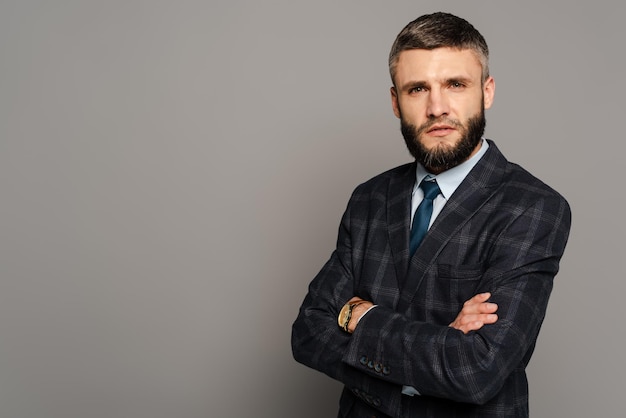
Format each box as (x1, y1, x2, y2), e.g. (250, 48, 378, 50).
(386, 162, 416, 290)
(396, 141, 508, 312)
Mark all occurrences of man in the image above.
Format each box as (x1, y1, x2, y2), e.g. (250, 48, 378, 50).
(291, 12, 571, 418)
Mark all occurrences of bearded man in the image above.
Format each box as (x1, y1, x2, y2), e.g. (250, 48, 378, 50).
(292, 12, 571, 417)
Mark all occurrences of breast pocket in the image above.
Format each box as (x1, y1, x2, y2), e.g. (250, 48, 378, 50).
(427, 263, 488, 322)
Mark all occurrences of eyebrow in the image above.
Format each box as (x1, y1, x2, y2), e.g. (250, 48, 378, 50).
(400, 80, 428, 91)
(399, 76, 474, 92)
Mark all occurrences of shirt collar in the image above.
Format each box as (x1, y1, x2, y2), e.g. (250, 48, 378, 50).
(414, 138, 489, 200)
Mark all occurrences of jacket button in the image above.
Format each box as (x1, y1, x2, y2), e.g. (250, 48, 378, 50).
(382, 366, 391, 375)
(367, 360, 375, 369)
(359, 356, 368, 366)
(374, 363, 382, 373)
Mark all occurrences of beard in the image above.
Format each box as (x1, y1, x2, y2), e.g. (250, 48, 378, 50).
(400, 108, 486, 174)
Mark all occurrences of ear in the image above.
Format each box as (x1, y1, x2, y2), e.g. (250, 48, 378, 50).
(483, 76, 495, 110)
(390, 86, 401, 119)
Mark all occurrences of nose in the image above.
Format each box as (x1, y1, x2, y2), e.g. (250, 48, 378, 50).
(426, 88, 449, 118)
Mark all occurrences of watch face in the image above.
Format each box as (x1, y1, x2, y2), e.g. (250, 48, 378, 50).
(338, 304, 351, 328)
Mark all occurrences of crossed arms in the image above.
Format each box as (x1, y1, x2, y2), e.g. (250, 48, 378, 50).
(344, 291, 498, 335)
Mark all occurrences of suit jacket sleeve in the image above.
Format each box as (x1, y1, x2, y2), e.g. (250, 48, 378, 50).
(291, 185, 407, 415)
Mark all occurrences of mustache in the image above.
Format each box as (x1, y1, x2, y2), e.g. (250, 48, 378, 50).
(415, 117, 464, 136)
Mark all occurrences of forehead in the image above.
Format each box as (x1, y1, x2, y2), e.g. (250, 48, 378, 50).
(394, 47, 483, 84)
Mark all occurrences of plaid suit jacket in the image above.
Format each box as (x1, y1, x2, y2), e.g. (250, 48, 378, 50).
(291, 140, 571, 417)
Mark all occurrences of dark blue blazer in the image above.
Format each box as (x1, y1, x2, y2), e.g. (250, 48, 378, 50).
(292, 140, 571, 417)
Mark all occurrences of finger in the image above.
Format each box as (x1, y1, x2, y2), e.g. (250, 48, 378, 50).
(458, 314, 498, 333)
(482, 313, 498, 324)
(463, 292, 491, 307)
(476, 302, 498, 314)
(457, 313, 498, 325)
(472, 292, 491, 302)
(461, 301, 497, 316)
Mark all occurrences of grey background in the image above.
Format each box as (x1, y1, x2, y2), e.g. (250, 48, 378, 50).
(0, 1, 622, 417)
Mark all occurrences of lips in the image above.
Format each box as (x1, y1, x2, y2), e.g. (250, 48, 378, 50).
(427, 124, 455, 133)
(426, 124, 456, 136)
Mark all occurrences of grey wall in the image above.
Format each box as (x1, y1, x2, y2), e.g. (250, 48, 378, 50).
(0, 1, 623, 417)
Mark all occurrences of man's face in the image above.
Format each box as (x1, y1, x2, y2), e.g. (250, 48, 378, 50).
(390, 47, 495, 173)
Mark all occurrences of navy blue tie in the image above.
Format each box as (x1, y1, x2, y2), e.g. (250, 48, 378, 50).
(409, 179, 441, 256)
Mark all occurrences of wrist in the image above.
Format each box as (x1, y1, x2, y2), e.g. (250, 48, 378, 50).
(347, 301, 373, 333)
(338, 300, 369, 333)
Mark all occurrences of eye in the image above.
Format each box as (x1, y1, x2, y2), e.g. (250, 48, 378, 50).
(408, 86, 425, 94)
(450, 81, 465, 89)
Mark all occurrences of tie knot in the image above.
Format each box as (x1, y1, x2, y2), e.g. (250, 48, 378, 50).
(419, 179, 440, 200)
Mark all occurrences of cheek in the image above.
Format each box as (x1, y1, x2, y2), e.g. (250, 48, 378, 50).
(457, 95, 484, 118)
(398, 100, 427, 125)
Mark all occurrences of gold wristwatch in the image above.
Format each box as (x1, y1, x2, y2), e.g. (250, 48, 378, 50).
(338, 300, 367, 332)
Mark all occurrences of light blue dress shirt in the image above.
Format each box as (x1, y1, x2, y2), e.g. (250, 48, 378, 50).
(411, 139, 490, 227)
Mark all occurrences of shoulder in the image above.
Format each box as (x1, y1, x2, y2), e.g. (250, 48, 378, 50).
(489, 145, 571, 222)
(505, 162, 564, 198)
(352, 162, 415, 196)
(340, 162, 415, 218)
(481, 141, 567, 200)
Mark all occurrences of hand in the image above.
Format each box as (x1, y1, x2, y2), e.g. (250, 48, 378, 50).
(449, 292, 498, 334)
(346, 297, 374, 333)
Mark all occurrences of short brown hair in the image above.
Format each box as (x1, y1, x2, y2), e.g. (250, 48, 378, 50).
(389, 12, 489, 84)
